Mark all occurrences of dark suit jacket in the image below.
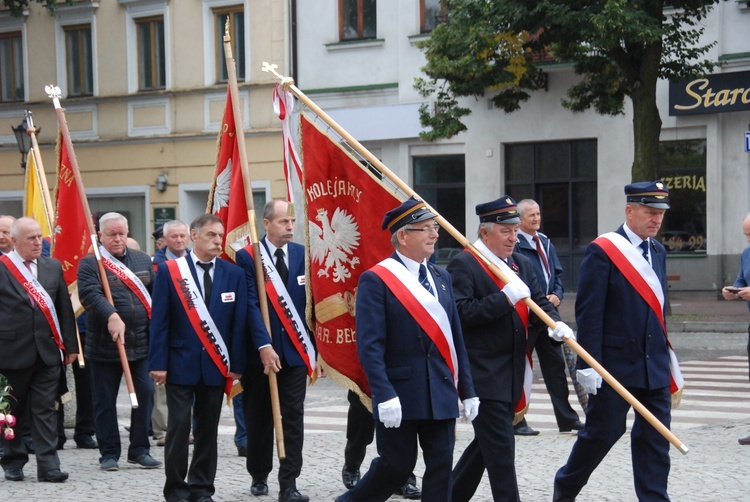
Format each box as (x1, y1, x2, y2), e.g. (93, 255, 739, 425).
(447, 250, 558, 403)
(0, 254, 77, 369)
(235, 238, 311, 368)
(515, 231, 564, 298)
(355, 253, 476, 422)
(148, 251, 247, 386)
(574, 225, 671, 389)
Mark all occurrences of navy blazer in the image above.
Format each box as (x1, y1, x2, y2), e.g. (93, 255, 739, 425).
(515, 231, 564, 298)
(355, 253, 476, 422)
(235, 238, 311, 368)
(574, 225, 671, 389)
(148, 252, 247, 386)
(448, 250, 558, 403)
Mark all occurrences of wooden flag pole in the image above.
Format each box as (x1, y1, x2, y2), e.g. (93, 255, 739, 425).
(261, 63, 689, 455)
(25, 111, 85, 367)
(225, 31, 285, 459)
(45, 85, 137, 408)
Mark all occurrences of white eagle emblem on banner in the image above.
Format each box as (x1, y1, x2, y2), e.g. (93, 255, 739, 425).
(309, 207, 361, 283)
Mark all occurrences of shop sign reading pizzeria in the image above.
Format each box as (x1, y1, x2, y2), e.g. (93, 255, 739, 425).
(669, 70, 750, 116)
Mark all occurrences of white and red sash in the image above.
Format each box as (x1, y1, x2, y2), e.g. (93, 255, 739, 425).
(593, 232, 684, 397)
(98, 246, 152, 319)
(469, 240, 533, 417)
(1, 253, 65, 358)
(245, 244, 316, 377)
(370, 257, 459, 388)
(165, 256, 233, 395)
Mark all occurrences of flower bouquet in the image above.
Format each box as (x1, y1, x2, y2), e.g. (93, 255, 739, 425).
(0, 373, 17, 440)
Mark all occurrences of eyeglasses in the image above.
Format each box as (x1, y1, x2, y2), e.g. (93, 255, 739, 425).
(405, 224, 440, 233)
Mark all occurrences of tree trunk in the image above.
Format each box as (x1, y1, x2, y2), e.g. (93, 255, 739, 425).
(629, 41, 662, 182)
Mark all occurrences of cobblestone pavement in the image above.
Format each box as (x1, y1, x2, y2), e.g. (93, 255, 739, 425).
(3, 324, 750, 501)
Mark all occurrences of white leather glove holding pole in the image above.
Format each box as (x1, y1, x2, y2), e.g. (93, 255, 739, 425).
(378, 397, 402, 428)
(503, 276, 530, 305)
(576, 368, 603, 395)
(461, 397, 481, 422)
(548, 321, 575, 342)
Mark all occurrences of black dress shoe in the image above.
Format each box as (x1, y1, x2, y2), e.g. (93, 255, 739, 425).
(553, 483, 576, 502)
(56, 439, 65, 450)
(251, 478, 268, 496)
(39, 469, 69, 483)
(738, 435, 750, 445)
(4, 468, 24, 481)
(278, 487, 309, 502)
(559, 420, 585, 432)
(237, 444, 247, 457)
(395, 482, 422, 499)
(195, 497, 215, 502)
(341, 465, 360, 489)
(514, 424, 540, 436)
(75, 436, 98, 449)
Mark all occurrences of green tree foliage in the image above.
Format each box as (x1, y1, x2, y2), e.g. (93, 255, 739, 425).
(3, 0, 76, 17)
(416, 0, 724, 180)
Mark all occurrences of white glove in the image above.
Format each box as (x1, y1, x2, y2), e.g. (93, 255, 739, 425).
(377, 397, 402, 428)
(461, 397, 480, 422)
(576, 368, 603, 395)
(548, 321, 575, 342)
(503, 276, 530, 305)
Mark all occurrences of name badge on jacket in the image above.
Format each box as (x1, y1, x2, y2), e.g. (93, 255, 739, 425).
(297, 275, 305, 286)
(221, 292, 235, 303)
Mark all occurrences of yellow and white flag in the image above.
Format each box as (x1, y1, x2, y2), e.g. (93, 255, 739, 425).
(24, 148, 53, 237)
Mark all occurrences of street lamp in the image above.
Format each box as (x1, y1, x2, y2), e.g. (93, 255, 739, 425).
(11, 111, 40, 171)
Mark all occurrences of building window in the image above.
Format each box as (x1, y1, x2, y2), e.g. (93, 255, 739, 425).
(658, 139, 707, 255)
(214, 5, 245, 83)
(136, 16, 165, 90)
(64, 24, 93, 97)
(339, 0, 376, 41)
(413, 155, 465, 264)
(505, 139, 598, 291)
(420, 0, 445, 33)
(0, 31, 24, 102)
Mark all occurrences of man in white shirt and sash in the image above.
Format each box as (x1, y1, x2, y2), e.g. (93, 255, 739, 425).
(149, 214, 247, 502)
(554, 181, 683, 502)
(335, 197, 479, 502)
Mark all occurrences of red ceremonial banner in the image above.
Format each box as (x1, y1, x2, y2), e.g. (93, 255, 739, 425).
(301, 114, 400, 404)
(52, 131, 90, 316)
(207, 87, 251, 262)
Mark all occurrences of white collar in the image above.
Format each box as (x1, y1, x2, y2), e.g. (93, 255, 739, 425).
(395, 250, 428, 277)
(623, 223, 648, 248)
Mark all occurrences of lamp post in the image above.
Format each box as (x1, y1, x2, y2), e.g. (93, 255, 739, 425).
(11, 111, 40, 170)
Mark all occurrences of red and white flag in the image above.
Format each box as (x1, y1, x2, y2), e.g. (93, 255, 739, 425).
(206, 87, 251, 262)
(52, 132, 90, 316)
(300, 113, 400, 405)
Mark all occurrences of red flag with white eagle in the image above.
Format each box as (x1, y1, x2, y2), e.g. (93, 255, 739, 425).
(206, 87, 251, 262)
(300, 113, 400, 406)
(52, 131, 89, 316)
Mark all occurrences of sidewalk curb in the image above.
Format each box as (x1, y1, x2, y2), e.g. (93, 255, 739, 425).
(667, 321, 747, 333)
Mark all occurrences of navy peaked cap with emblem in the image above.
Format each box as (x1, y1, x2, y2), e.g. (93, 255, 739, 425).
(382, 197, 437, 233)
(152, 225, 164, 240)
(476, 196, 521, 224)
(624, 180, 670, 209)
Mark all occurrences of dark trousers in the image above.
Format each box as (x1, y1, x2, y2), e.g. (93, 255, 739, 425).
(0, 356, 62, 476)
(555, 383, 672, 500)
(452, 400, 519, 502)
(89, 358, 153, 462)
(242, 363, 307, 490)
(339, 418, 455, 502)
(163, 382, 224, 502)
(529, 326, 579, 428)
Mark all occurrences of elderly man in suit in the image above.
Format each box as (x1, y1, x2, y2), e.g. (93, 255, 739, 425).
(0, 217, 78, 483)
(149, 214, 246, 502)
(448, 196, 571, 502)
(554, 181, 678, 501)
(335, 197, 479, 502)
(0, 214, 14, 254)
(235, 199, 316, 502)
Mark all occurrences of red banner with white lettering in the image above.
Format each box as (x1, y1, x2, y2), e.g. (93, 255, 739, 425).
(52, 131, 90, 316)
(206, 87, 251, 262)
(301, 114, 400, 405)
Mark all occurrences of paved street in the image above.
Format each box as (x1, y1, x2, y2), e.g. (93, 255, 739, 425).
(3, 329, 750, 501)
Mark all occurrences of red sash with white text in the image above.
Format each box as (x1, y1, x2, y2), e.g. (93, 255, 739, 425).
(165, 257, 233, 395)
(370, 258, 459, 387)
(245, 244, 316, 377)
(594, 233, 684, 397)
(465, 243, 533, 417)
(99, 246, 152, 319)
(1, 253, 65, 357)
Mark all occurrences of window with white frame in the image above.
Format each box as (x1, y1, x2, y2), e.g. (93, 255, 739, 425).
(64, 24, 93, 96)
(339, 0, 376, 41)
(0, 31, 24, 102)
(420, 0, 445, 34)
(214, 5, 245, 83)
(136, 16, 166, 90)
